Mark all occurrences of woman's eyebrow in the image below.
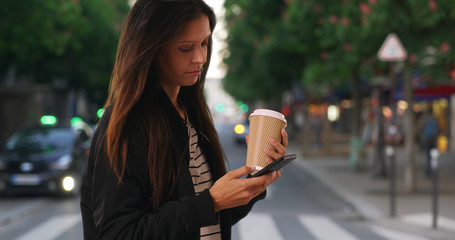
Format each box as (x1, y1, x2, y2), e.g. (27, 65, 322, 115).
(176, 40, 195, 44)
(175, 34, 211, 44)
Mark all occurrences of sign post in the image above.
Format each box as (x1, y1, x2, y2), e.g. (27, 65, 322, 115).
(377, 33, 407, 217)
(430, 149, 440, 229)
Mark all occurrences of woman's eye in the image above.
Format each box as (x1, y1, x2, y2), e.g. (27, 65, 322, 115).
(179, 44, 193, 52)
(179, 47, 192, 52)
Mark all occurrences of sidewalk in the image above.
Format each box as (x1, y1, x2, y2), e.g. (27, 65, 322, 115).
(288, 141, 455, 240)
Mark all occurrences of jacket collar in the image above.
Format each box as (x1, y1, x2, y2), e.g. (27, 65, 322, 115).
(159, 87, 187, 126)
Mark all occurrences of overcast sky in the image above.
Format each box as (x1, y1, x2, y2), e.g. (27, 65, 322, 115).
(205, 0, 227, 79)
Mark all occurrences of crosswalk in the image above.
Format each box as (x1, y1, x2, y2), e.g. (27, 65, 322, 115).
(401, 213, 455, 233)
(370, 226, 431, 240)
(235, 212, 434, 240)
(298, 215, 359, 240)
(238, 213, 283, 239)
(15, 214, 81, 240)
(10, 212, 455, 240)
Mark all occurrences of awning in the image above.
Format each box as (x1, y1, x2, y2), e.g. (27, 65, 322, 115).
(413, 85, 455, 100)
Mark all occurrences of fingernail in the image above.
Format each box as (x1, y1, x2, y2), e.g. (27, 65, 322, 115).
(264, 148, 270, 153)
(250, 166, 256, 171)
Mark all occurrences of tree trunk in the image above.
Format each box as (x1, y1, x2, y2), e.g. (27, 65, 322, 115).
(350, 69, 367, 170)
(352, 70, 362, 138)
(403, 62, 417, 192)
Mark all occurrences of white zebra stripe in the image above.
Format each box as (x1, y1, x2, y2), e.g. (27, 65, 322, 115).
(298, 215, 359, 240)
(237, 213, 436, 240)
(370, 225, 431, 240)
(15, 214, 80, 240)
(238, 213, 283, 240)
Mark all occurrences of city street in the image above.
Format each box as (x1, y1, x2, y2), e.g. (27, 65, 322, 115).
(0, 122, 444, 240)
(2, 1, 455, 239)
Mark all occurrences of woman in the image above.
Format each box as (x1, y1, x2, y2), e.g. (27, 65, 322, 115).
(80, 0, 288, 239)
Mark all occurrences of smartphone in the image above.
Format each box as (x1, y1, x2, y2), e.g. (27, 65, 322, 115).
(247, 154, 297, 178)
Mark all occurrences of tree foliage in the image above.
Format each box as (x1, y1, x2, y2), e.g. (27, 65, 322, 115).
(0, 0, 129, 93)
(223, 0, 455, 101)
(223, 0, 302, 102)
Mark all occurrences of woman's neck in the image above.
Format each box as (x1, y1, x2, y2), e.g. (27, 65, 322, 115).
(161, 84, 185, 120)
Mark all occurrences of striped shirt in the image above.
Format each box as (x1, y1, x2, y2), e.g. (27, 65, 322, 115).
(188, 122, 222, 240)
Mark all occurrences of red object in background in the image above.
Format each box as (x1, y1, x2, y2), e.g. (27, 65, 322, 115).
(343, 43, 352, 52)
(340, 17, 350, 27)
(281, 106, 291, 117)
(320, 51, 329, 60)
(329, 15, 338, 24)
(414, 85, 455, 99)
(440, 42, 450, 53)
(359, 2, 371, 14)
(371, 98, 379, 108)
(429, 0, 437, 11)
(409, 54, 417, 63)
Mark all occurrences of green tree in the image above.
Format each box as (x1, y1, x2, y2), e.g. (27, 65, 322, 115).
(222, 0, 455, 190)
(0, 0, 129, 103)
(223, 0, 300, 103)
(48, 0, 129, 88)
(282, 0, 455, 189)
(284, 0, 455, 88)
(0, 0, 86, 78)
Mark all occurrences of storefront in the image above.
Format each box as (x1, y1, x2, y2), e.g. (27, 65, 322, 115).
(414, 85, 455, 152)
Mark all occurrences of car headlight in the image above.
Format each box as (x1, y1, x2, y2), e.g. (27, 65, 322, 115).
(62, 176, 75, 191)
(50, 154, 72, 170)
(234, 124, 246, 135)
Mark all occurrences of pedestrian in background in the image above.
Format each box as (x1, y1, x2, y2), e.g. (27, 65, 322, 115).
(417, 106, 440, 177)
(80, 0, 288, 239)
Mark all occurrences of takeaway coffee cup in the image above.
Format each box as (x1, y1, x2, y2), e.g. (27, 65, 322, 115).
(246, 109, 287, 172)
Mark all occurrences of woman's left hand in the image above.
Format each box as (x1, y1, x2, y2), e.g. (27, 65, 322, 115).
(264, 128, 288, 161)
(263, 128, 288, 183)
(245, 128, 288, 160)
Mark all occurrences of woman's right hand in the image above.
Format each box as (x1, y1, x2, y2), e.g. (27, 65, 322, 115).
(209, 165, 279, 212)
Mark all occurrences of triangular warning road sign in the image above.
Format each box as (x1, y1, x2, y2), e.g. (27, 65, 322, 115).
(377, 33, 407, 61)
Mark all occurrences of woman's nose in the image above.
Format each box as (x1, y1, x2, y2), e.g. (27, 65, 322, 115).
(193, 46, 207, 64)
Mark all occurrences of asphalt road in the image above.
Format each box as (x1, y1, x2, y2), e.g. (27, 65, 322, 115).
(0, 122, 433, 240)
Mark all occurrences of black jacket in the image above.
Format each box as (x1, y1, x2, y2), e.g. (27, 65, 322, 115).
(80, 89, 265, 239)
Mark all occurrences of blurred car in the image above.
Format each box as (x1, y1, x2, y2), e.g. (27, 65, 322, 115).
(233, 119, 249, 145)
(0, 116, 93, 197)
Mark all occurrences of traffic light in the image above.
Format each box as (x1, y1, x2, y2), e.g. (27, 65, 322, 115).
(215, 103, 225, 112)
(71, 117, 83, 127)
(97, 108, 105, 118)
(40, 115, 57, 125)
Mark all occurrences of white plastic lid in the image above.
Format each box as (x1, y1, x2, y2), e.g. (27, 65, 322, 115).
(249, 109, 287, 123)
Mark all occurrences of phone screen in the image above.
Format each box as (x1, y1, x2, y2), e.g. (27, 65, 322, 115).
(248, 154, 297, 178)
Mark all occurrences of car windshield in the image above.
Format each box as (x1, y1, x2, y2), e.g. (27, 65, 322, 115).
(5, 127, 73, 154)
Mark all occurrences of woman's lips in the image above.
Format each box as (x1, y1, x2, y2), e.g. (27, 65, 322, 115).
(187, 70, 201, 76)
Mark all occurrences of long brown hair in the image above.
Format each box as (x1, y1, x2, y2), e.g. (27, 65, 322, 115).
(103, 0, 226, 210)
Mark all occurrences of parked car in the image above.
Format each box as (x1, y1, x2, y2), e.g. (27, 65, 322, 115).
(0, 116, 93, 197)
(233, 119, 249, 145)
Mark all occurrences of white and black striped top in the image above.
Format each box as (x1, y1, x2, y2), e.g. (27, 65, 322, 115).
(188, 122, 222, 240)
